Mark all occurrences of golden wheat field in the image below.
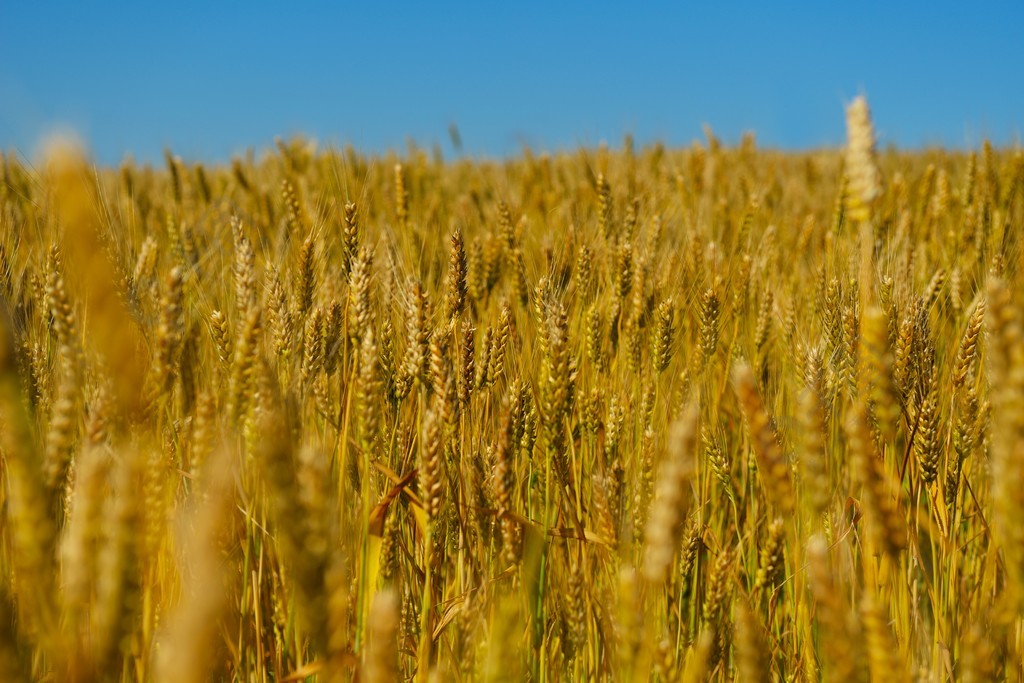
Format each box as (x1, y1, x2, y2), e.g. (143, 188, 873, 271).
(1, 99, 1023, 682)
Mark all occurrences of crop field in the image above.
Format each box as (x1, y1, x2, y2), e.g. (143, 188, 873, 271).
(1, 99, 1023, 681)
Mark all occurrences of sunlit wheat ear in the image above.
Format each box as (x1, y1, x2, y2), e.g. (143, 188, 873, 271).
(574, 245, 593, 301)
(151, 266, 184, 397)
(641, 404, 698, 585)
(921, 268, 946, 311)
(444, 229, 467, 320)
(133, 235, 159, 298)
(913, 372, 941, 486)
(471, 325, 491, 391)
(209, 309, 232, 367)
(651, 297, 675, 373)
(265, 268, 291, 364)
(38, 256, 79, 466)
(590, 471, 618, 547)
(845, 95, 882, 224)
(396, 282, 429, 399)
(952, 296, 986, 391)
(321, 301, 343, 377)
(429, 327, 459, 426)
(539, 298, 574, 490)
(494, 236, 521, 303)
(301, 307, 324, 389)
(281, 178, 306, 243)
(565, 561, 588, 658)
(947, 385, 979, 510)
(193, 163, 212, 203)
(753, 287, 773, 356)
(487, 302, 512, 387)
(420, 405, 444, 524)
(164, 150, 183, 203)
(393, 163, 409, 231)
(227, 307, 262, 423)
(509, 247, 530, 308)
(42, 359, 79, 495)
(677, 519, 704, 601)
(838, 295, 859, 397)
(627, 255, 648, 329)
(457, 323, 475, 406)
(798, 349, 832, 520)
(231, 216, 256, 321)
(596, 173, 614, 240)
(603, 394, 625, 458)
(613, 241, 633, 306)
(861, 305, 899, 444)
(729, 252, 751, 312)
(697, 287, 721, 370)
(493, 403, 518, 565)
(703, 430, 732, 501)
(294, 233, 317, 320)
(584, 304, 605, 372)
(341, 201, 360, 277)
(347, 246, 373, 343)
(43, 244, 76, 351)
(27, 341, 51, 416)
(356, 330, 382, 442)
(893, 308, 915, 400)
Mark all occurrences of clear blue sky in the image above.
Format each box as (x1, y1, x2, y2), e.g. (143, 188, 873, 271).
(2, 2, 1021, 165)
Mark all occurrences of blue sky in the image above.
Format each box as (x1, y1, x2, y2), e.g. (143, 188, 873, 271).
(1, 2, 1021, 164)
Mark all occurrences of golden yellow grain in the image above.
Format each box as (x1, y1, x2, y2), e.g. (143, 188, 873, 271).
(0, 114, 1019, 682)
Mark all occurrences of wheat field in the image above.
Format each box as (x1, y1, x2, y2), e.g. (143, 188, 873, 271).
(1, 99, 1023, 682)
